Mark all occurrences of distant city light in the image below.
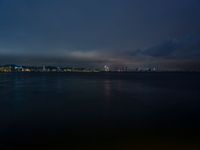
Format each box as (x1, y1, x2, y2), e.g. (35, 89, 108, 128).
(104, 65, 110, 72)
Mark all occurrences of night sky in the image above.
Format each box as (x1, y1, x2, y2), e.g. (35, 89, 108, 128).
(0, 0, 200, 70)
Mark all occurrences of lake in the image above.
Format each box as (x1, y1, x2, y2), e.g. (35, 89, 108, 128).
(0, 72, 200, 149)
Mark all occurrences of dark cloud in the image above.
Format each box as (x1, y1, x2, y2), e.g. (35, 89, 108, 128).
(0, 0, 200, 70)
(141, 40, 177, 57)
(138, 34, 200, 59)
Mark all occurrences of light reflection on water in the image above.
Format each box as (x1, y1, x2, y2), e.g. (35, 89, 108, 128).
(0, 72, 200, 146)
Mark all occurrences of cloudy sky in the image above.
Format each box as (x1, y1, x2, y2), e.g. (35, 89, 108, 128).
(0, 0, 200, 70)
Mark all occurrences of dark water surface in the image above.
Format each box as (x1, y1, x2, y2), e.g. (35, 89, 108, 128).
(0, 72, 200, 149)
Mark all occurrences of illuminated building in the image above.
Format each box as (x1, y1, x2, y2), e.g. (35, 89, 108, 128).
(104, 65, 110, 72)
